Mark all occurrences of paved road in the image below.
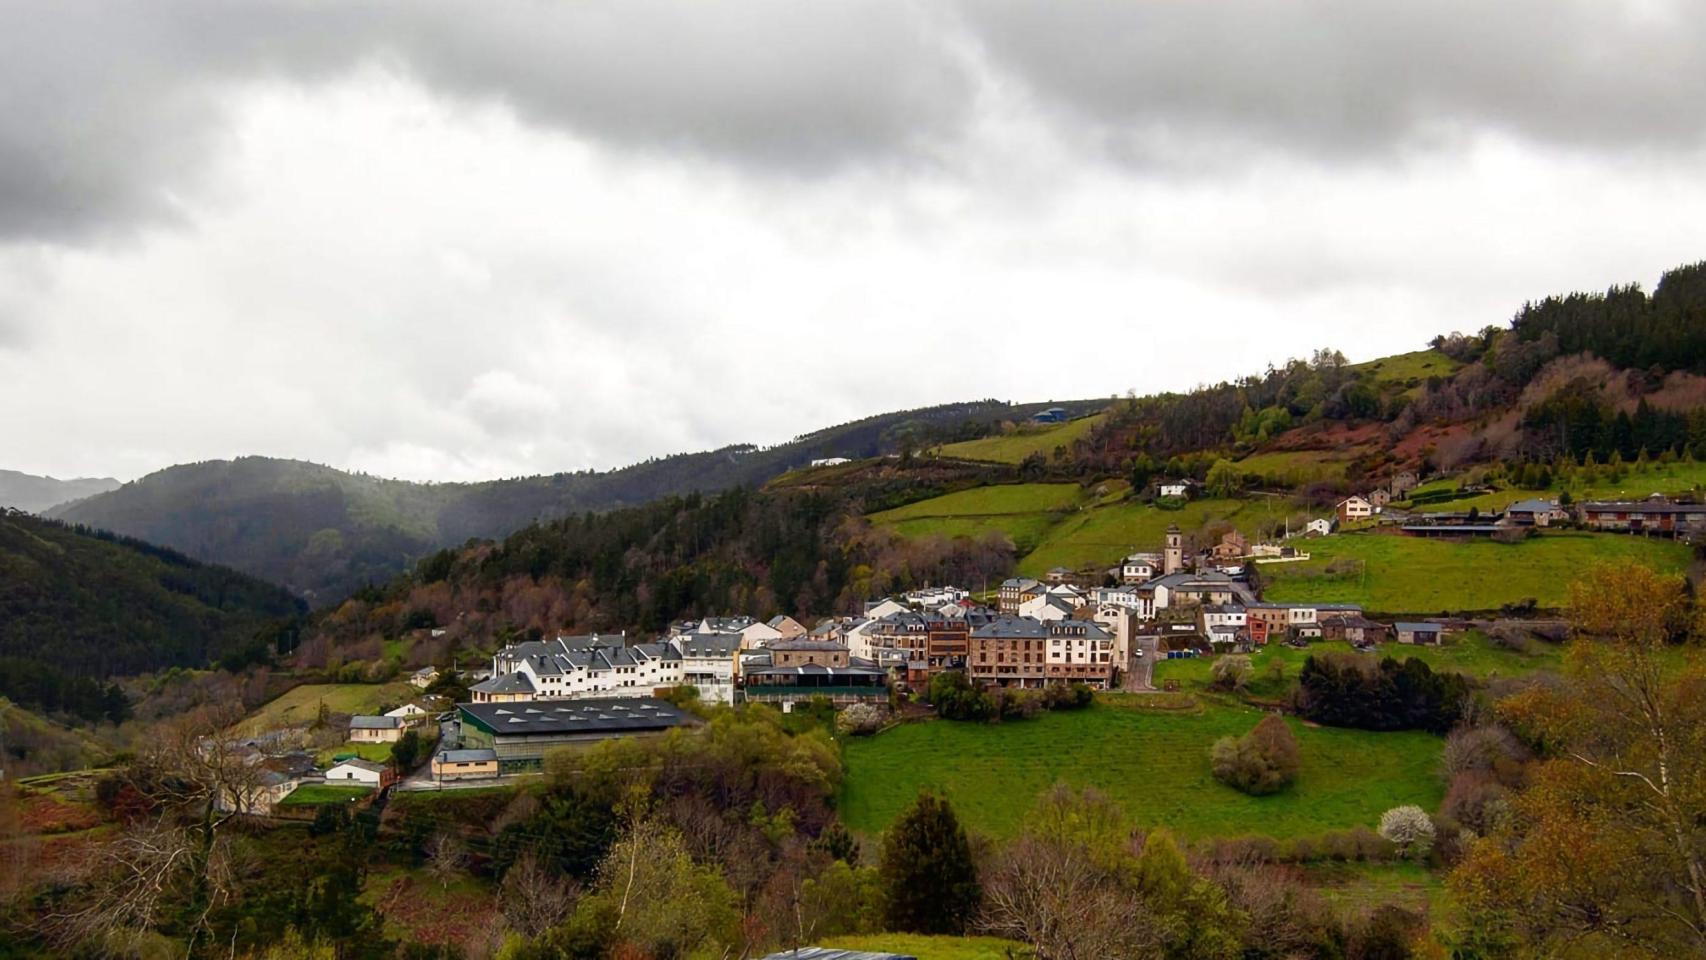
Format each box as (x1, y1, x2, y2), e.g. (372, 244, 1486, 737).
(1123, 637, 1159, 691)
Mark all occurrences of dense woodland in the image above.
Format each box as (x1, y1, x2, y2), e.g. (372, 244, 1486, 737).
(303, 485, 1014, 662)
(0, 510, 304, 723)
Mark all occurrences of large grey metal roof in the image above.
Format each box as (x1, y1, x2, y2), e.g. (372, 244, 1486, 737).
(459, 697, 697, 737)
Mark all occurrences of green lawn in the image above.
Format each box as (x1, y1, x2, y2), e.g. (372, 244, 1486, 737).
(236, 682, 416, 736)
(1260, 531, 1693, 613)
(279, 783, 373, 806)
(1153, 635, 1564, 700)
(316, 741, 396, 765)
(935, 414, 1107, 464)
(840, 702, 1443, 842)
(821, 935, 1034, 960)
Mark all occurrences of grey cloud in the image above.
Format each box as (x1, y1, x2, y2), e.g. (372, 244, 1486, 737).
(0, 0, 974, 243)
(956, 0, 1706, 161)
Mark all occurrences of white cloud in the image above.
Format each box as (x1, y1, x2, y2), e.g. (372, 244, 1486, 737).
(2, 5, 1705, 482)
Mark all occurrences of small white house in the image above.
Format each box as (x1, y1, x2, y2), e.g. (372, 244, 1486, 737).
(325, 758, 387, 786)
(384, 702, 431, 726)
(1158, 479, 1197, 499)
(1336, 496, 1373, 521)
(1305, 517, 1336, 537)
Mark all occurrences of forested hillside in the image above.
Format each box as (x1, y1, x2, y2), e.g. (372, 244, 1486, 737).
(50, 399, 1096, 603)
(0, 510, 305, 722)
(301, 479, 1013, 665)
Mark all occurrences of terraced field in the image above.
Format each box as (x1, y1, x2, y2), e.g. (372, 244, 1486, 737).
(840, 701, 1444, 841)
(935, 414, 1107, 464)
(1260, 531, 1692, 613)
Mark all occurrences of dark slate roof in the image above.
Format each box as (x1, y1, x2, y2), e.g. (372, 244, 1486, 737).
(459, 698, 697, 737)
(1507, 498, 1560, 514)
(348, 715, 399, 729)
(971, 616, 1050, 639)
(676, 633, 741, 657)
(471, 673, 536, 695)
(1395, 622, 1441, 632)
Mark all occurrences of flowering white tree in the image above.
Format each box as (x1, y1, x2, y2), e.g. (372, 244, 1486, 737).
(1379, 805, 1436, 859)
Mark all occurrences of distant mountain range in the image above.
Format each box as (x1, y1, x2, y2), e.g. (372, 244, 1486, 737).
(45, 399, 1102, 604)
(0, 469, 120, 513)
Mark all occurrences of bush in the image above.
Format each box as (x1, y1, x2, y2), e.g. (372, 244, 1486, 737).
(1210, 655, 1253, 692)
(835, 702, 888, 736)
(1210, 714, 1301, 796)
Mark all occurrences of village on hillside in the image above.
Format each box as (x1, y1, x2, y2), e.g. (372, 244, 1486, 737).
(214, 476, 1705, 812)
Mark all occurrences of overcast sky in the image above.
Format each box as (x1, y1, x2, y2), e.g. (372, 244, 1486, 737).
(5, 0, 1705, 483)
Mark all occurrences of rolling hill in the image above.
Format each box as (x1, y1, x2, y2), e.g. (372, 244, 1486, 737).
(0, 509, 305, 723)
(48, 399, 1104, 603)
(0, 469, 119, 514)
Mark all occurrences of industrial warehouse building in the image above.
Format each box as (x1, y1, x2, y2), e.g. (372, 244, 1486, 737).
(454, 697, 699, 772)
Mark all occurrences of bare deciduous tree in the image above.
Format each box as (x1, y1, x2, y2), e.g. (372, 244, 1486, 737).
(499, 851, 578, 938)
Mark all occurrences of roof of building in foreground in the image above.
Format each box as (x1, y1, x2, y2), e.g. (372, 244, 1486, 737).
(458, 697, 698, 737)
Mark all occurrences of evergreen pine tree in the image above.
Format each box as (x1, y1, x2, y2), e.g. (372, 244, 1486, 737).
(879, 792, 981, 934)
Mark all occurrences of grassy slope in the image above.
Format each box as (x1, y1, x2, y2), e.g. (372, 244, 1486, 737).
(870, 483, 1087, 554)
(1260, 531, 1693, 613)
(821, 935, 1034, 960)
(840, 702, 1443, 841)
(1408, 461, 1706, 514)
(1234, 450, 1352, 486)
(1016, 497, 1288, 578)
(872, 486, 1292, 579)
(1351, 348, 1461, 384)
(936, 414, 1107, 464)
(235, 682, 415, 736)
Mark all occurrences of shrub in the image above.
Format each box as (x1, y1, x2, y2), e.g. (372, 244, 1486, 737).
(1210, 714, 1301, 796)
(836, 702, 888, 736)
(1377, 805, 1436, 859)
(1210, 655, 1254, 692)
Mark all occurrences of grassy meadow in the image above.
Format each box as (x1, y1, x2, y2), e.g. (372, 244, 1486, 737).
(839, 701, 1443, 841)
(1234, 450, 1353, 486)
(1151, 635, 1564, 700)
(935, 414, 1107, 464)
(1259, 531, 1692, 613)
